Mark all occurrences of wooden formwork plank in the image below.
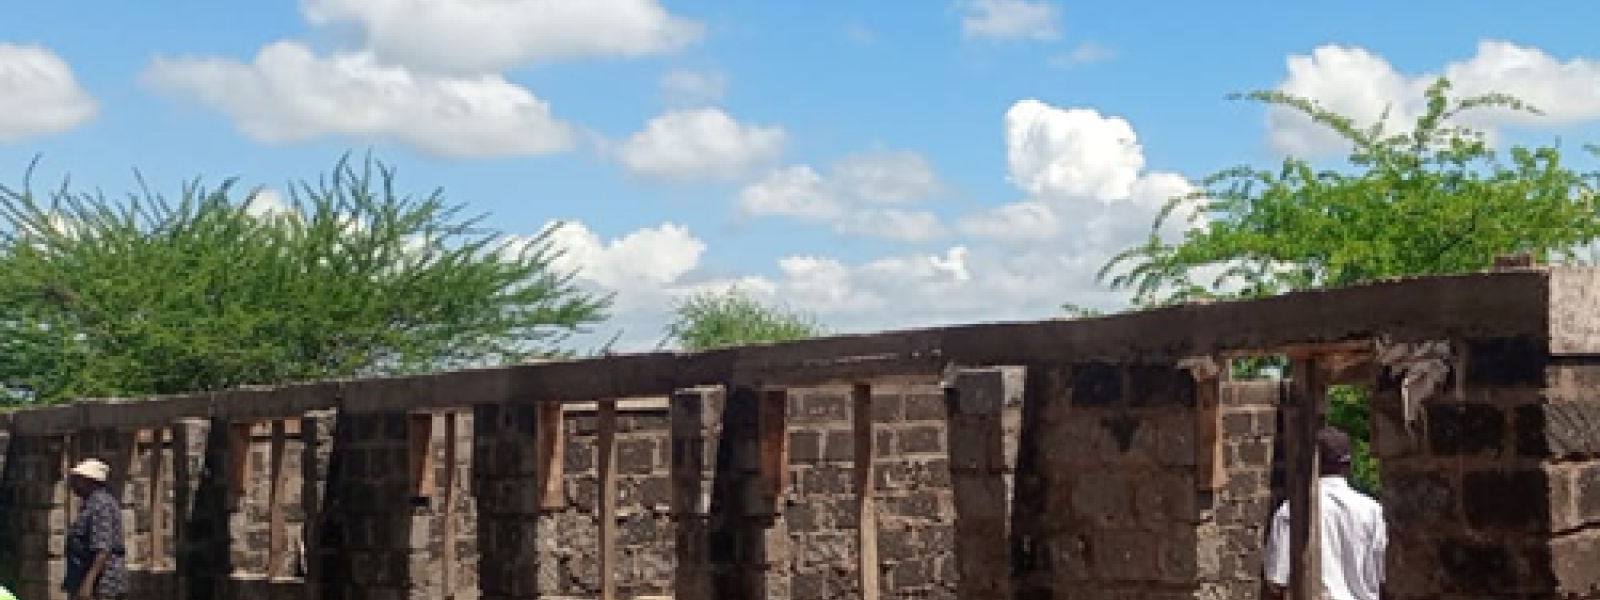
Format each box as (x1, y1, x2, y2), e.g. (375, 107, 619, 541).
(853, 383, 880, 600)
(536, 403, 566, 510)
(759, 389, 790, 511)
(597, 400, 619, 600)
(408, 413, 438, 500)
(1286, 359, 1327, 600)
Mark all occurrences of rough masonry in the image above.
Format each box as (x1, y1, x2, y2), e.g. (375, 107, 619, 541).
(0, 267, 1596, 599)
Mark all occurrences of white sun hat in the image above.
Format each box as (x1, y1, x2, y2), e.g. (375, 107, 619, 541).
(68, 458, 110, 482)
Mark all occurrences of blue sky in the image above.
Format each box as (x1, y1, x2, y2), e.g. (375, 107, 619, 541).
(4, 1, 1600, 350)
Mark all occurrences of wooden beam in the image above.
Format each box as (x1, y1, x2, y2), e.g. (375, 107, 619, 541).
(1286, 358, 1327, 600)
(597, 399, 619, 600)
(227, 423, 253, 502)
(759, 389, 790, 512)
(536, 403, 566, 510)
(408, 413, 438, 501)
(853, 383, 880, 600)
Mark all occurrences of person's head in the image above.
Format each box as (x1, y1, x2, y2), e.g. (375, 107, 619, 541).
(1317, 426, 1354, 477)
(67, 458, 109, 497)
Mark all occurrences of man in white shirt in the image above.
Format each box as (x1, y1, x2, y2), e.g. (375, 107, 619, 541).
(1264, 426, 1387, 600)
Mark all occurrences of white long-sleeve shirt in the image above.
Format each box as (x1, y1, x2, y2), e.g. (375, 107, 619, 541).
(1264, 476, 1387, 600)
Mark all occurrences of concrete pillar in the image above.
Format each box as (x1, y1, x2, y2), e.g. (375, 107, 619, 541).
(944, 367, 1022, 600)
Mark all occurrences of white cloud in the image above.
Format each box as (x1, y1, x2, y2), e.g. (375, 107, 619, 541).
(570, 100, 1206, 351)
(736, 165, 842, 220)
(0, 44, 96, 142)
(737, 150, 949, 242)
(617, 108, 786, 182)
(543, 221, 706, 294)
(661, 68, 727, 108)
(957, 201, 1059, 243)
(835, 209, 946, 243)
(1268, 40, 1600, 156)
(303, 0, 703, 74)
(831, 150, 946, 203)
(1005, 99, 1143, 200)
(146, 41, 577, 158)
(958, 0, 1061, 42)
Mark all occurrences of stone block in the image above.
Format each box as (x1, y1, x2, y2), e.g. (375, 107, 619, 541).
(1426, 403, 1505, 456)
(822, 430, 854, 463)
(1069, 473, 1132, 523)
(1093, 530, 1157, 581)
(1128, 364, 1197, 408)
(789, 431, 823, 463)
(1550, 528, 1600, 596)
(1136, 472, 1198, 523)
(1382, 468, 1456, 526)
(904, 393, 947, 422)
(794, 392, 850, 425)
(1462, 469, 1549, 532)
(1463, 336, 1546, 387)
(1070, 363, 1122, 408)
(1517, 401, 1600, 459)
(898, 425, 945, 455)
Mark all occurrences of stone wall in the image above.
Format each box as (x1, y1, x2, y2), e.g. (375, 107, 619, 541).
(0, 268, 1594, 600)
(1375, 336, 1600, 599)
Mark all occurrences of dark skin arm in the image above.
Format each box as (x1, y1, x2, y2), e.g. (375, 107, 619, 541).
(75, 550, 107, 599)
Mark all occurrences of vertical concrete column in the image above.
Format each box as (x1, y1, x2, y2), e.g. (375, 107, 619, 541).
(298, 409, 336, 600)
(1009, 364, 1069, 598)
(170, 417, 214, 600)
(0, 432, 71, 600)
(944, 367, 1023, 600)
(472, 401, 546, 600)
(671, 388, 718, 599)
(708, 384, 788, 600)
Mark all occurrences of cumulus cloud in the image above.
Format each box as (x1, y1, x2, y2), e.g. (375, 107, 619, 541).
(1005, 99, 1143, 200)
(302, 0, 702, 74)
(0, 44, 96, 142)
(834, 209, 947, 243)
(957, 201, 1060, 243)
(543, 221, 706, 297)
(831, 150, 946, 203)
(1268, 40, 1600, 155)
(617, 108, 786, 182)
(661, 68, 728, 108)
(736, 165, 843, 220)
(736, 150, 949, 242)
(146, 41, 578, 158)
(958, 0, 1061, 42)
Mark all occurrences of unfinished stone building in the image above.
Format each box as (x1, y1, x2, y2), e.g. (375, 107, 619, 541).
(0, 266, 1597, 599)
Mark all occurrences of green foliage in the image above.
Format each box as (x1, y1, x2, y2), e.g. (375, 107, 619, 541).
(0, 155, 609, 403)
(1101, 78, 1600, 307)
(1100, 79, 1600, 495)
(665, 288, 825, 351)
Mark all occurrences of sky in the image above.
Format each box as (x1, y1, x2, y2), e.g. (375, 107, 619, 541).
(3, 1, 1600, 351)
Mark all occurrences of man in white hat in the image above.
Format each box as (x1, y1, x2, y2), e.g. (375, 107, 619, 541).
(63, 458, 126, 599)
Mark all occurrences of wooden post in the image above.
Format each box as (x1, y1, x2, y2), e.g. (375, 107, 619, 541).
(441, 412, 460, 598)
(1194, 372, 1226, 491)
(536, 403, 566, 509)
(759, 389, 790, 512)
(227, 423, 254, 504)
(1286, 357, 1326, 600)
(597, 400, 619, 600)
(853, 383, 880, 600)
(267, 420, 290, 579)
(147, 427, 168, 570)
(408, 413, 438, 502)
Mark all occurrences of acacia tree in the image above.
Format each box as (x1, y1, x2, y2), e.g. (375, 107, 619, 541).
(1099, 79, 1600, 492)
(0, 156, 610, 403)
(664, 288, 824, 351)
(1102, 78, 1600, 306)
